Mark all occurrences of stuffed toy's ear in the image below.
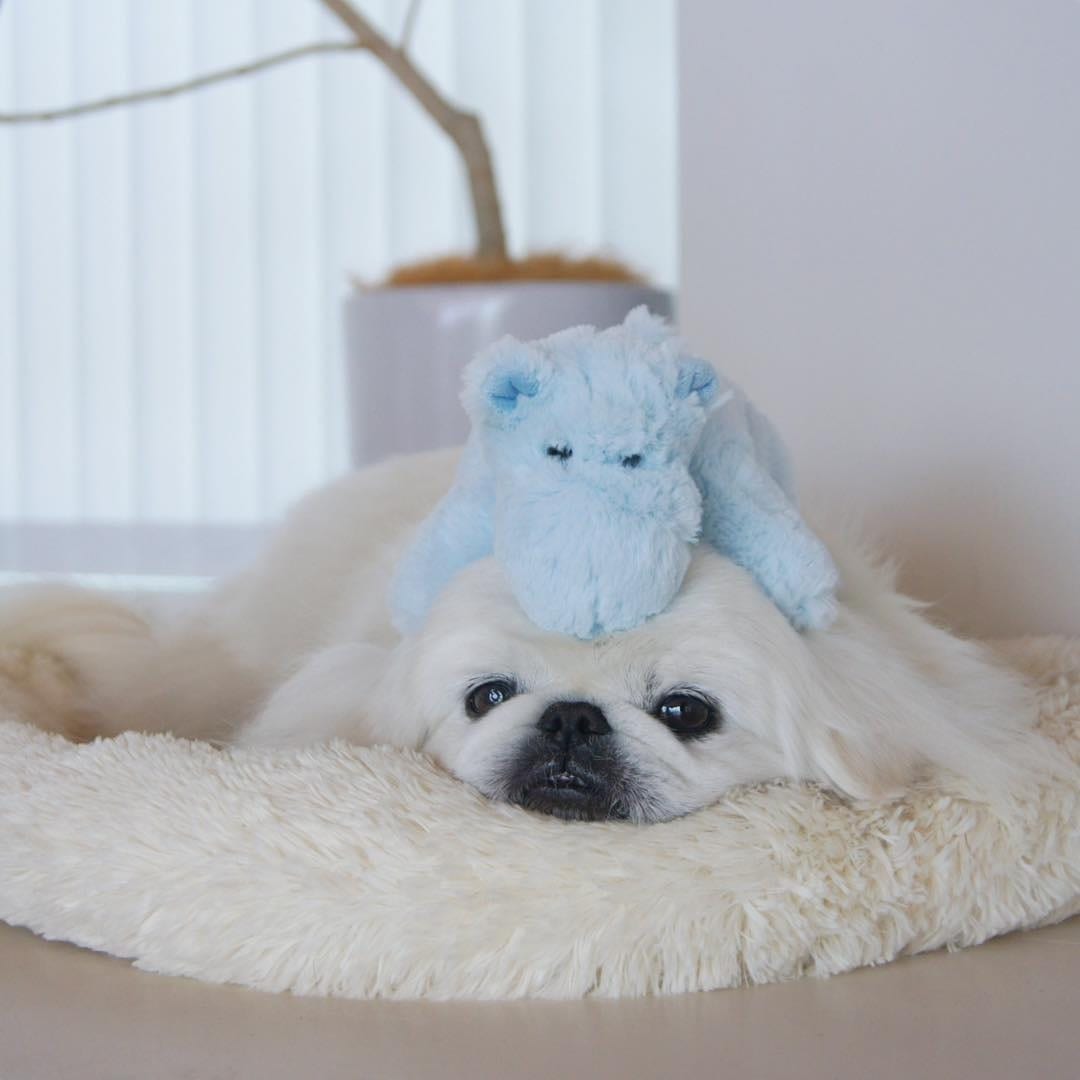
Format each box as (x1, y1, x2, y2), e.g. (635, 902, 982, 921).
(622, 305, 673, 342)
(674, 356, 720, 405)
(462, 337, 549, 426)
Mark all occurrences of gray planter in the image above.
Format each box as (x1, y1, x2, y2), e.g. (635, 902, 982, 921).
(344, 281, 674, 466)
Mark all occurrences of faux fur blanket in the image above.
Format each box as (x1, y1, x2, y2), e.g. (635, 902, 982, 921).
(0, 638, 1077, 1001)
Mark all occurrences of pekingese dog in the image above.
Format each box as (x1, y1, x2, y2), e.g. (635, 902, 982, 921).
(0, 450, 1048, 822)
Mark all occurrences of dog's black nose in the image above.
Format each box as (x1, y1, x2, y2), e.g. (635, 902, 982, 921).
(537, 701, 611, 742)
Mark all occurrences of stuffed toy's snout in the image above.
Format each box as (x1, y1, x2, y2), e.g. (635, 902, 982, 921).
(493, 457, 704, 638)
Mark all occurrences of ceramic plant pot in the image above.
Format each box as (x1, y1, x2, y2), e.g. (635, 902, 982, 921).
(344, 281, 673, 466)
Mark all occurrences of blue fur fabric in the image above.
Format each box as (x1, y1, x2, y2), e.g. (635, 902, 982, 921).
(390, 308, 838, 638)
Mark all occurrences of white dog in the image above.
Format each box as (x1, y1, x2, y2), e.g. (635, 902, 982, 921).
(0, 450, 1049, 822)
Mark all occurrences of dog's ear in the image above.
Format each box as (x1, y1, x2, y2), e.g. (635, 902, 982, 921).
(783, 597, 1047, 804)
(794, 715, 918, 803)
(771, 616, 930, 802)
(462, 337, 550, 427)
(674, 355, 720, 406)
(620, 305, 721, 408)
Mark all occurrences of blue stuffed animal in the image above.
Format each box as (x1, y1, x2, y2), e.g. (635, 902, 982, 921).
(390, 307, 838, 638)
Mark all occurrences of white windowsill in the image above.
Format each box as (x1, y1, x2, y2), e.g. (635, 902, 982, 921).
(0, 522, 268, 587)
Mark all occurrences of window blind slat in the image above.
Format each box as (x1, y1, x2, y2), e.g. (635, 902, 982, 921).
(454, 0, 528, 255)
(13, 0, 80, 519)
(129, 0, 199, 522)
(316, 4, 389, 469)
(255, 0, 327, 515)
(524, 0, 602, 255)
(0, 12, 19, 518)
(191, 0, 261, 522)
(74, 0, 136, 521)
(385, 0, 461, 267)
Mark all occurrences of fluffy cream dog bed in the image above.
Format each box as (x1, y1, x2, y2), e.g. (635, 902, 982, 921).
(1, 637, 1077, 1001)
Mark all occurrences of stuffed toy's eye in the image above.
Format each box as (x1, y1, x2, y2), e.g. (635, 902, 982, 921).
(546, 445, 572, 461)
(653, 692, 720, 739)
(466, 679, 518, 719)
(621, 454, 642, 469)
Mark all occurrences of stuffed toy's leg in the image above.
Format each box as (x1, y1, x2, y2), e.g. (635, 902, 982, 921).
(389, 439, 495, 635)
(693, 410, 838, 631)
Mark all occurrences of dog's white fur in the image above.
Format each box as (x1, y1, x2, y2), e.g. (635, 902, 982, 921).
(0, 450, 1050, 821)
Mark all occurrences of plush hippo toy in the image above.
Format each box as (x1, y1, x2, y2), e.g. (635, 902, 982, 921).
(390, 308, 838, 639)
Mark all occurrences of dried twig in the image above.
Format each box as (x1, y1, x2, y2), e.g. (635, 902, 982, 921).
(317, 0, 507, 261)
(0, 0, 508, 261)
(400, 0, 423, 52)
(0, 41, 362, 124)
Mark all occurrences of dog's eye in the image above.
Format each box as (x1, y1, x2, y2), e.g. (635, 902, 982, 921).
(621, 454, 642, 469)
(465, 680, 518, 719)
(546, 444, 572, 462)
(654, 692, 720, 739)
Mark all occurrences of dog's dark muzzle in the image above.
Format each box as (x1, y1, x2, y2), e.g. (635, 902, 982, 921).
(504, 701, 636, 821)
(507, 762, 632, 821)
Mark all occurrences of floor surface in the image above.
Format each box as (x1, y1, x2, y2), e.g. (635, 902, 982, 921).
(1, 917, 1077, 1080)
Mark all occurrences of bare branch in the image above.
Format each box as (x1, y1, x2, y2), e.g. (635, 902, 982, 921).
(400, 0, 423, 52)
(0, 41, 361, 125)
(0, 0, 509, 262)
(316, 0, 507, 261)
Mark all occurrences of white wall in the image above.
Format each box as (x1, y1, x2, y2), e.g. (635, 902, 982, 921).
(679, 0, 1080, 637)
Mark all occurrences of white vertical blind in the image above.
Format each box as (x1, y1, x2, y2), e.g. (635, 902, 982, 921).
(0, 0, 677, 530)
(10, 0, 81, 520)
(0, 5, 17, 520)
(129, 0, 198, 522)
(75, 0, 136, 522)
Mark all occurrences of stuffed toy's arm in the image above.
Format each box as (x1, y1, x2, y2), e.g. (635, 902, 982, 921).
(693, 404, 839, 631)
(389, 438, 496, 634)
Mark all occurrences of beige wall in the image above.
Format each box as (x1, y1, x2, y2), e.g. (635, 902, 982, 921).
(679, 0, 1080, 637)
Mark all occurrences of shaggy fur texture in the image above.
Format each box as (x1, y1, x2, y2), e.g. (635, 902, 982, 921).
(391, 308, 838, 638)
(0, 636, 1076, 1001)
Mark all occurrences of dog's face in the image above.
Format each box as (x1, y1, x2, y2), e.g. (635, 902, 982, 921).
(369, 540, 1039, 822)
(377, 550, 831, 823)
